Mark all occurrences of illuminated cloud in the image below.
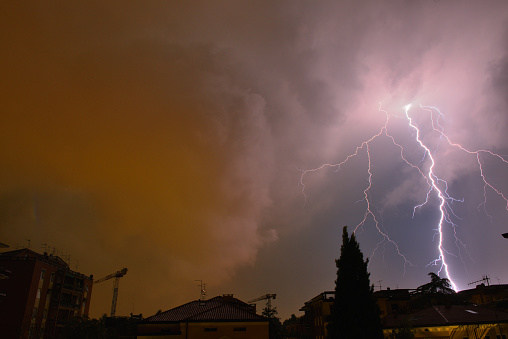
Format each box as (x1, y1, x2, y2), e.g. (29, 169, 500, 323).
(1, 1, 507, 318)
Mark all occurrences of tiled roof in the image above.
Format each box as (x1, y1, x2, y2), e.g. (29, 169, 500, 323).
(146, 295, 267, 323)
(384, 304, 508, 329)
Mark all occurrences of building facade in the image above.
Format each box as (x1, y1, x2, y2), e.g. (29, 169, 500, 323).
(0, 248, 93, 339)
(299, 291, 334, 339)
(383, 304, 508, 338)
(137, 294, 269, 339)
(373, 288, 413, 318)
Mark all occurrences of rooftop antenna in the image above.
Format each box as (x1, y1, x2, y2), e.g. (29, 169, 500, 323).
(195, 280, 207, 300)
(25, 239, 31, 249)
(468, 275, 491, 287)
(376, 280, 382, 291)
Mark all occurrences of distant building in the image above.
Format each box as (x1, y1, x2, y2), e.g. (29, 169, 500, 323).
(373, 288, 413, 317)
(285, 314, 311, 339)
(137, 294, 269, 339)
(0, 244, 11, 303)
(458, 284, 508, 306)
(383, 304, 508, 338)
(300, 287, 508, 338)
(299, 291, 334, 339)
(0, 248, 93, 339)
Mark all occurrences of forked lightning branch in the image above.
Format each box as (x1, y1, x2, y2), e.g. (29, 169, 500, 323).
(300, 104, 508, 290)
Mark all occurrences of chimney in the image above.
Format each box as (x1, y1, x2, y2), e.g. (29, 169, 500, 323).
(222, 294, 235, 303)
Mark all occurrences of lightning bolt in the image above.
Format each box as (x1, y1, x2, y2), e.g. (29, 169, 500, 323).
(300, 103, 508, 290)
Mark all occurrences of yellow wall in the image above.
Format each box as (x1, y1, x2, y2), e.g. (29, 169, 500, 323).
(383, 323, 508, 339)
(138, 320, 269, 339)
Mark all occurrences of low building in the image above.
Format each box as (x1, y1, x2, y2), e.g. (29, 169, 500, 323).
(299, 291, 334, 339)
(0, 248, 93, 339)
(137, 294, 269, 339)
(458, 284, 508, 306)
(383, 304, 508, 338)
(373, 288, 413, 317)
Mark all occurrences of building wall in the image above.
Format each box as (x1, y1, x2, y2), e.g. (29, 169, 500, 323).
(0, 258, 38, 339)
(45, 269, 93, 339)
(0, 250, 93, 339)
(300, 292, 334, 339)
(376, 297, 412, 318)
(383, 323, 508, 339)
(138, 320, 269, 339)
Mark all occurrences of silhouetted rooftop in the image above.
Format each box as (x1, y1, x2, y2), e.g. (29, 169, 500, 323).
(384, 304, 508, 329)
(145, 295, 268, 323)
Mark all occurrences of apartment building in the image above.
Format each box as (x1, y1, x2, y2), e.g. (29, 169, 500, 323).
(0, 248, 93, 339)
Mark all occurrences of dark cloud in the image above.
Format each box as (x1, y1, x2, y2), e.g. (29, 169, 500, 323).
(1, 0, 508, 319)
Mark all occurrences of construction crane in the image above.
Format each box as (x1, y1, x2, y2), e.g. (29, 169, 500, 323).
(94, 268, 128, 317)
(247, 294, 277, 315)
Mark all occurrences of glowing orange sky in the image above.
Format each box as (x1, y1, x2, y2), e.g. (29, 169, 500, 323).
(1, 1, 508, 319)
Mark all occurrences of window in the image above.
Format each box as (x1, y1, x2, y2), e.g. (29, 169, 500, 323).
(40, 269, 46, 280)
(50, 273, 54, 283)
(32, 307, 38, 319)
(233, 327, 246, 331)
(204, 328, 217, 332)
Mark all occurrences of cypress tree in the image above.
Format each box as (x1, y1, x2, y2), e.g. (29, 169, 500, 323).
(327, 226, 383, 339)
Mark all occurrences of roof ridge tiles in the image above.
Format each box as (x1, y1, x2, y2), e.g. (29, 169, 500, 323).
(146, 295, 266, 323)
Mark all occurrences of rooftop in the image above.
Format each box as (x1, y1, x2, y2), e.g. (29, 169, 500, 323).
(145, 295, 268, 323)
(384, 304, 508, 329)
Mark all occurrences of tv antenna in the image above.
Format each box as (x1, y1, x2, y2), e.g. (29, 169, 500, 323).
(195, 280, 207, 300)
(468, 275, 490, 287)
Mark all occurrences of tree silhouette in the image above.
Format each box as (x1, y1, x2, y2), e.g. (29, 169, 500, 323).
(262, 306, 285, 339)
(327, 226, 383, 339)
(415, 272, 455, 295)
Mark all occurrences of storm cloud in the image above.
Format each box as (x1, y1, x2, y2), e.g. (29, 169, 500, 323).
(1, 1, 507, 319)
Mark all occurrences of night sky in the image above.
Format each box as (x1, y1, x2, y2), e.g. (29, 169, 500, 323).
(1, 1, 508, 320)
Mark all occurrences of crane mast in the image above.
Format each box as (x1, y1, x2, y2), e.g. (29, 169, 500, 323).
(94, 268, 128, 317)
